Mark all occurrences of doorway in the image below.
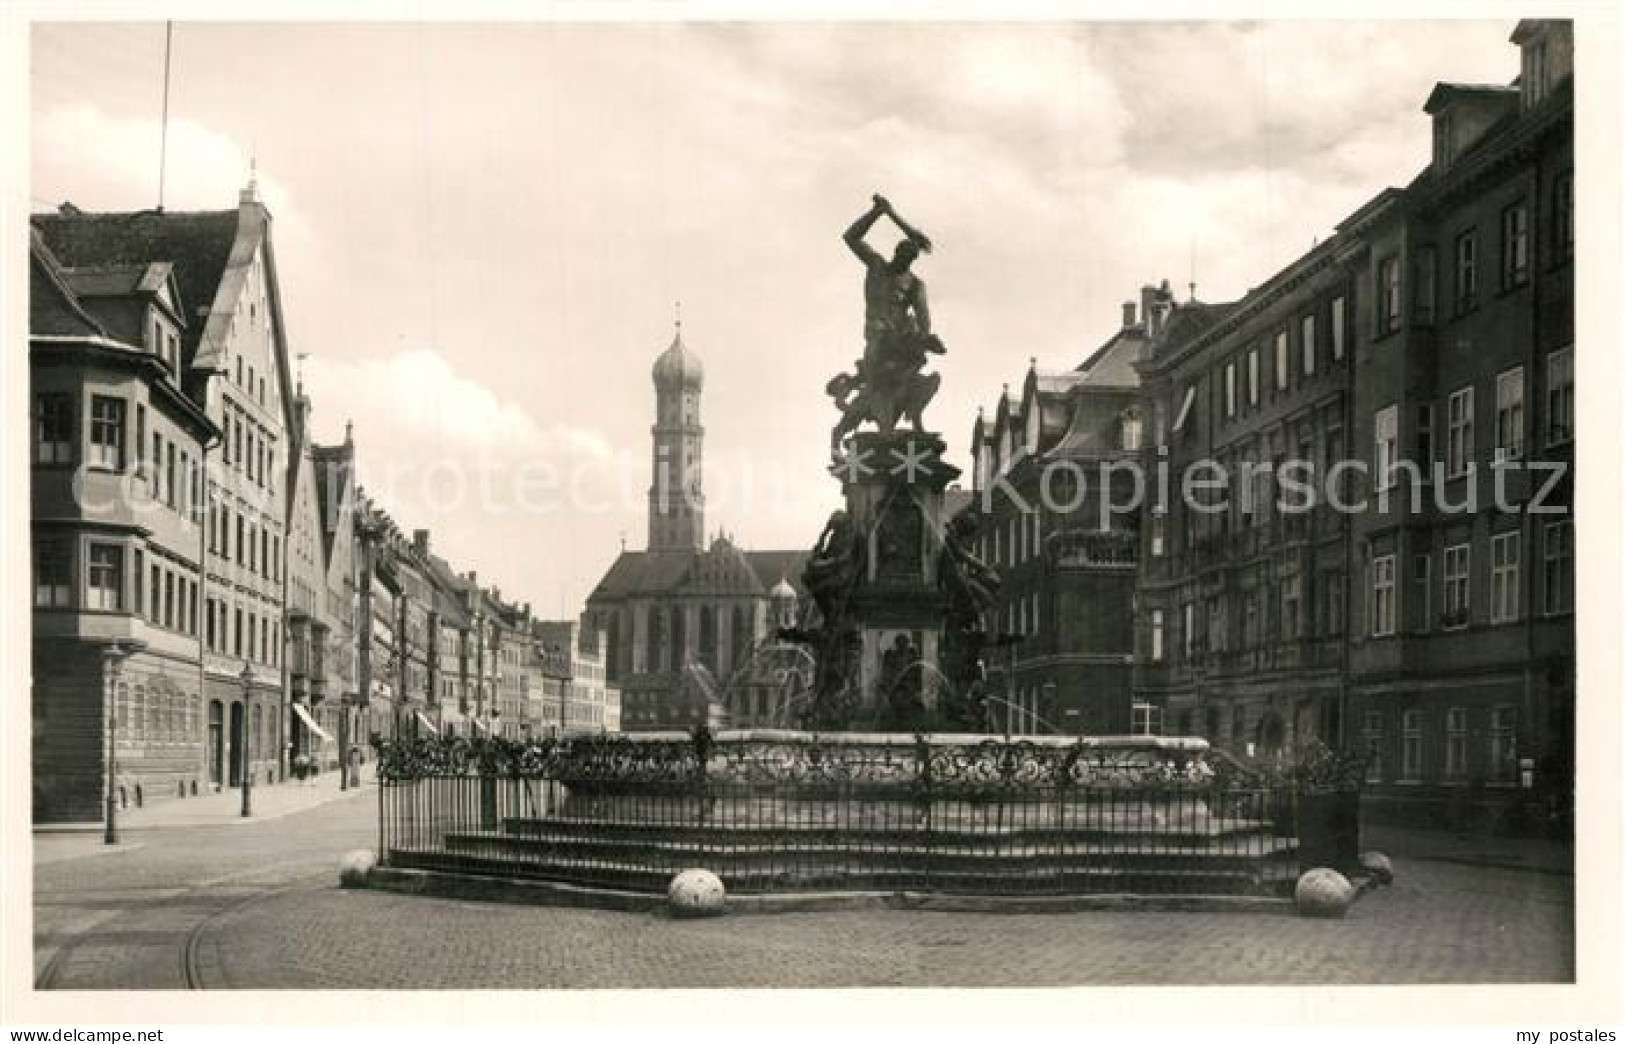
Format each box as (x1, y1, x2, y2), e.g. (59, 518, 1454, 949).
(228, 701, 244, 787)
(208, 700, 224, 787)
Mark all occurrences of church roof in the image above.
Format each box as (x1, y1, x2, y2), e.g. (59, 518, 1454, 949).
(652, 325, 703, 387)
(588, 546, 808, 603)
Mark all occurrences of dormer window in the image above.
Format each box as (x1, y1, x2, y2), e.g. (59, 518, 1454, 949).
(1522, 39, 1548, 109)
(146, 311, 179, 373)
(1120, 409, 1143, 451)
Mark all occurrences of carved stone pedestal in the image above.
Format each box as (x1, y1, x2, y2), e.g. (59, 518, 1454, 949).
(835, 431, 961, 727)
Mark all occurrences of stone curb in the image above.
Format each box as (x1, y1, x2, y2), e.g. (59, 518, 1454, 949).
(33, 783, 375, 836)
(363, 866, 1299, 916)
(32, 841, 148, 866)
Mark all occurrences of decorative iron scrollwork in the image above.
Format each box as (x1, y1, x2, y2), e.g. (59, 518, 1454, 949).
(373, 730, 1229, 792)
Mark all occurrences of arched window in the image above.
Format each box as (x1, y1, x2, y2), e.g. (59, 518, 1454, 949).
(646, 607, 664, 674)
(698, 606, 717, 673)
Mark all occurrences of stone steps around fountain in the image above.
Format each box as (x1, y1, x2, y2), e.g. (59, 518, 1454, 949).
(385, 845, 1295, 897)
(436, 828, 1296, 872)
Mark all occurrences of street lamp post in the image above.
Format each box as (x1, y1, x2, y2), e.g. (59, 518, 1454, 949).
(102, 642, 128, 845)
(239, 662, 254, 818)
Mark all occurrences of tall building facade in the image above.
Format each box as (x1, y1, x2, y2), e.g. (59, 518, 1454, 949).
(536, 618, 619, 734)
(586, 321, 808, 731)
(1129, 20, 1574, 832)
(1133, 208, 1376, 760)
(35, 182, 298, 809)
(1344, 20, 1574, 830)
(311, 433, 360, 769)
(29, 231, 220, 820)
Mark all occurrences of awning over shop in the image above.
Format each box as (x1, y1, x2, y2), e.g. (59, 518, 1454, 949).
(293, 701, 333, 743)
(414, 710, 440, 735)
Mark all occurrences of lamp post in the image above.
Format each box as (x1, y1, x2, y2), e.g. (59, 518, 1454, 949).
(239, 661, 254, 818)
(102, 641, 129, 845)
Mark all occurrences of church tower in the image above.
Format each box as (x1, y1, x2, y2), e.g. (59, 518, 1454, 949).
(649, 315, 705, 551)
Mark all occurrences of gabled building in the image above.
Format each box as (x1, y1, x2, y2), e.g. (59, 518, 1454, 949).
(284, 377, 340, 770)
(35, 179, 303, 812)
(311, 429, 360, 769)
(964, 290, 1159, 735)
(29, 230, 220, 821)
(536, 617, 618, 735)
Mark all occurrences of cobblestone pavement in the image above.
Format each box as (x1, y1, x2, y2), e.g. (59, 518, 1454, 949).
(32, 784, 379, 989)
(35, 787, 1574, 989)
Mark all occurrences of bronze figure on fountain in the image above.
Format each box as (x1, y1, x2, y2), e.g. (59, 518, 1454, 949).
(827, 194, 945, 463)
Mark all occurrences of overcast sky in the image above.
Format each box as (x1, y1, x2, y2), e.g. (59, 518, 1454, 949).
(31, 19, 1520, 617)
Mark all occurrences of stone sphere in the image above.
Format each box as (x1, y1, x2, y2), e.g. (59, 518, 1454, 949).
(339, 849, 377, 888)
(1295, 867, 1355, 918)
(1359, 851, 1395, 885)
(667, 868, 727, 917)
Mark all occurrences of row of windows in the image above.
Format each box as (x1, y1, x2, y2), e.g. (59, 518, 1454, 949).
(34, 540, 127, 611)
(982, 592, 1042, 642)
(1368, 520, 1571, 637)
(208, 500, 282, 582)
(37, 396, 209, 531)
(1364, 705, 1520, 785)
(1150, 569, 1346, 665)
(1378, 176, 1572, 335)
(111, 682, 199, 745)
(138, 552, 200, 636)
(202, 594, 282, 667)
(1373, 347, 1574, 488)
(222, 395, 278, 494)
(979, 509, 1044, 569)
(634, 606, 762, 676)
(1216, 295, 1349, 425)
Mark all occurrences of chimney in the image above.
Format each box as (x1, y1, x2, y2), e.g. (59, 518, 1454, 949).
(412, 529, 429, 555)
(1121, 301, 1137, 329)
(1141, 281, 1175, 338)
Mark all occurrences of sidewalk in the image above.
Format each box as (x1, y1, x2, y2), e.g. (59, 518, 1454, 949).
(33, 770, 376, 865)
(1362, 822, 1573, 875)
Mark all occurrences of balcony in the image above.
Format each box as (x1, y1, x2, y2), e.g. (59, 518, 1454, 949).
(1052, 530, 1137, 570)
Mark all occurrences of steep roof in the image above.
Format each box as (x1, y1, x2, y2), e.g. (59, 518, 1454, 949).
(33, 207, 239, 370)
(680, 538, 763, 596)
(29, 229, 108, 339)
(311, 441, 354, 563)
(1076, 329, 1145, 388)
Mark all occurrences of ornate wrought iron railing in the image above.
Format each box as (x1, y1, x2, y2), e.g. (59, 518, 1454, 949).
(372, 730, 1355, 898)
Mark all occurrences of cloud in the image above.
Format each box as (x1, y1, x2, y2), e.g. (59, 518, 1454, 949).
(32, 103, 311, 239)
(303, 348, 612, 460)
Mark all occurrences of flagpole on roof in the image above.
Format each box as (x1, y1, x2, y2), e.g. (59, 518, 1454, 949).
(158, 21, 173, 212)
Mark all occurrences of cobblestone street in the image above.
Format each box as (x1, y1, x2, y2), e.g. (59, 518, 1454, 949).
(33, 783, 1575, 989)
